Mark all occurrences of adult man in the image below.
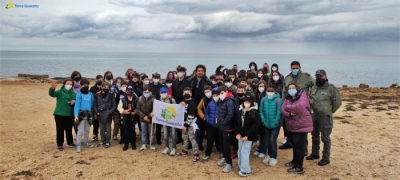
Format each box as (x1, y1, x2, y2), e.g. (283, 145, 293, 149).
(306, 69, 342, 166)
(262, 63, 271, 77)
(172, 65, 190, 143)
(280, 61, 314, 151)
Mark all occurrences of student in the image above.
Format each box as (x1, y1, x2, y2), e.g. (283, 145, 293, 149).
(49, 79, 76, 151)
(203, 88, 221, 162)
(112, 76, 124, 142)
(259, 86, 282, 166)
(71, 71, 82, 93)
(176, 87, 200, 162)
(93, 82, 117, 148)
(172, 65, 190, 144)
(235, 94, 259, 177)
(164, 78, 174, 98)
(196, 85, 213, 151)
(90, 75, 103, 142)
(74, 78, 94, 153)
(136, 86, 156, 151)
(159, 86, 177, 155)
(150, 72, 163, 145)
(120, 85, 138, 151)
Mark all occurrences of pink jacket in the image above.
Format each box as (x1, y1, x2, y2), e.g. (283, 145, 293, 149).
(281, 91, 313, 133)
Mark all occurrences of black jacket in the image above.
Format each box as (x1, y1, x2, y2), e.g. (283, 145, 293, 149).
(172, 78, 190, 104)
(235, 107, 260, 141)
(128, 80, 143, 97)
(190, 76, 212, 105)
(150, 82, 162, 100)
(184, 99, 197, 128)
(121, 95, 138, 124)
(93, 92, 117, 123)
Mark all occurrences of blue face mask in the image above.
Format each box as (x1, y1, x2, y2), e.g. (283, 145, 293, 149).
(143, 93, 150, 98)
(116, 83, 121, 88)
(288, 89, 297, 97)
(291, 69, 299, 76)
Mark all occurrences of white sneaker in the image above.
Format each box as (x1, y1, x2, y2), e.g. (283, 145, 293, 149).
(262, 155, 271, 164)
(268, 158, 278, 166)
(258, 153, 266, 158)
(162, 147, 170, 154)
(217, 158, 226, 167)
(170, 148, 176, 156)
(281, 138, 287, 144)
(222, 164, 233, 173)
(253, 151, 260, 156)
(139, 144, 147, 151)
(151, 146, 156, 152)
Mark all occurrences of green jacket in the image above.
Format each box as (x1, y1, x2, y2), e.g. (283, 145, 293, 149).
(310, 82, 342, 115)
(49, 87, 76, 116)
(282, 71, 314, 100)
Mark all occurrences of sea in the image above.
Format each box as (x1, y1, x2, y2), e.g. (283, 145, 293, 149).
(0, 51, 399, 87)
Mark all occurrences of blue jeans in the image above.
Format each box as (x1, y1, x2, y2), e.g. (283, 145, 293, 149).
(163, 125, 176, 149)
(140, 122, 155, 146)
(265, 126, 280, 158)
(238, 140, 252, 173)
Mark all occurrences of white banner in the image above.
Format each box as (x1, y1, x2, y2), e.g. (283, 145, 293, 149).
(152, 100, 185, 129)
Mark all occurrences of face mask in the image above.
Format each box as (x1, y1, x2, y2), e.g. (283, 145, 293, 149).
(267, 92, 275, 99)
(160, 93, 167, 99)
(205, 92, 212, 98)
(102, 89, 109, 94)
(250, 66, 255, 70)
(126, 91, 133, 96)
(244, 102, 251, 108)
(177, 72, 184, 78)
(80, 86, 89, 94)
(291, 69, 299, 76)
(316, 78, 328, 87)
(225, 82, 232, 88)
(258, 87, 265, 93)
(116, 83, 121, 88)
(272, 67, 277, 71)
(212, 80, 216, 85)
(153, 79, 160, 84)
(143, 92, 150, 98)
(106, 75, 112, 80)
(263, 67, 269, 73)
(233, 69, 238, 73)
(65, 85, 72, 91)
(74, 77, 81, 82)
(96, 81, 102, 86)
(237, 93, 245, 98)
(258, 73, 263, 78)
(143, 80, 149, 85)
(121, 87, 126, 92)
(213, 96, 219, 102)
(183, 94, 191, 99)
(288, 89, 297, 97)
(219, 94, 226, 101)
(166, 83, 172, 88)
(273, 76, 280, 81)
(217, 82, 223, 86)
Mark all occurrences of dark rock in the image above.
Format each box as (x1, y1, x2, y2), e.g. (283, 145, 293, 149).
(359, 83, 369, 88)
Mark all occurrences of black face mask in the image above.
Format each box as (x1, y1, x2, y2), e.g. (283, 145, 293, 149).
(237, 93, 245, 98)
(252, 85, 257, 89)
(74, 77, 81, 82)
(96, 81, 102, 86)
(106, 75, 112, 80)
(217, 82, 223, 86)
(126, 91, 134, 96)
(102, 89, 109, 94)
(263, 68, 269, 73)
(316, 78, 328, 87)
(80, 87, 89, 94)
(183, 94, 191, 99)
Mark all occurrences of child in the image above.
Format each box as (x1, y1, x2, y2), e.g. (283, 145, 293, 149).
(74, 78, 94, 153)
(93, 82, 117, 148)
(235, 94, 259, 177)
(203, 87, 221, 162)
(176, 87, 200, 162)
(136, 86, 156, 151)
(120, 85, 138, 151)
(159, 86, 177, 155)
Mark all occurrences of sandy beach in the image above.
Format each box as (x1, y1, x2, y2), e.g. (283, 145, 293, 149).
(0, 80, 399, 179)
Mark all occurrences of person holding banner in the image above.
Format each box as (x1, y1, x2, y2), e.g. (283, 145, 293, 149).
(136, 86, 156, 152)
(176, 87, 200, 162)
(159, 86, 178, 156)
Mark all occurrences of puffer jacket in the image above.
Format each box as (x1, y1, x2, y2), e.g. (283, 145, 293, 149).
(136, 95, 154, 123)
(217, 92, 235, 130)
(235, 106, 260, 141)
(205, 100, 219, 128)
(259, 92, 282, 129)
(94, 92, 117, 123)
(281, 91, 313, 133)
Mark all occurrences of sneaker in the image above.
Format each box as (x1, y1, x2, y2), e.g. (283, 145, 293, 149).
(202, 156, 210, 162)
(285, 161, 296, 168)
(170, 148, 176, 156)
(113, 135, 118, 141)
(57, 146, 63, 151)
(219, 153, 223, 159)
(268, 158, 278, 166)
(139, 144, 147, 151)
(258, 153, 266, 158)
(217, 158, 226, 167)
(76, 145, 81, 153)
(151, 146, 156, 152)
(105, 143, 110, 148)
(84, 143, 93, 148)
(306, 154, 320, 160)
(67, 144, 76, 148)
(279, 143, 292, 149)
(162, 147, 170, 154)
(222, 164, 233, 173)
(92, 135, 98, 142)
(192, 155, 200, 162)
(281, 138, 287, 144)
(262, 155, 271, 164)
(318, 159, 330, 166)
(253, 151, 260, 156)
(238, 171, 251, 177)
(176, 149, 188, 156)
(97, 142, 104, 147)
(288, 166, 304, 174)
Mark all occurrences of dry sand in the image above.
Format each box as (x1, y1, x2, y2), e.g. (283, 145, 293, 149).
(0, 81, 399, 179)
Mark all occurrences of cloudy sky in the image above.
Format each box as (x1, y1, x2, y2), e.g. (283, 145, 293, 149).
(1, 0, 399, 55)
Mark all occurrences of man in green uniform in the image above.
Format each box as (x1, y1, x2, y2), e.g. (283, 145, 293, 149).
(306, 69, 342, 166)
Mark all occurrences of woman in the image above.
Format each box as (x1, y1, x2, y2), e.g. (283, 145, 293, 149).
(49, 79, 76, 151)
(166, 71, 176, 80)
(257, 69, 265, 80)
(270, 71, 284, 98)
(281, 83, 313, 174)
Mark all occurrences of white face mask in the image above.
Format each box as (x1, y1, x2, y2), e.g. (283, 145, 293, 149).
(258, 73, 263, 78)
(65, 85, 72, 91)
(143, 80, 149, 85)
(225, 82, 232, 88)
(244, 102, 251, 108)
(273, 76, 280, 81)
(166, 83, 172, 88)
(219, 93, 226, 101)
(258, 87, 265, 93)
(177, 72, 184, 78)
(213, 96, 219, 102)
(153, 79, 160, 84)
(205, 92, 212, 98)
(212, 80, 216, 85)
(267, 92, 275, 99)
(250, 66, 255, 70)
(121, 87, 127, 92)
(160, 93, 167, 99)
(272, 67, 277, 71)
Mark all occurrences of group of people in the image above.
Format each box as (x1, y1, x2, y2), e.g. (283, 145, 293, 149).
(49, 61, 341, 177)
